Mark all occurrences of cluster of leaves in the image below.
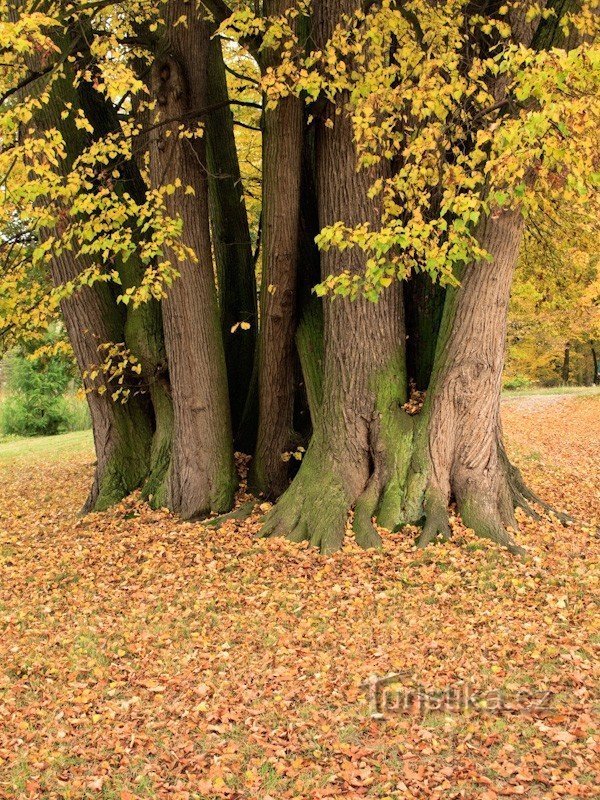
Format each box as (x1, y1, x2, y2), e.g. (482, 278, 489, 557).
(0, 394, 598, 797)
(222, 0, 600, 299)
(81, 341, 144, 404)
(0, 0, 266, 387)
(0, 0, 599, 382)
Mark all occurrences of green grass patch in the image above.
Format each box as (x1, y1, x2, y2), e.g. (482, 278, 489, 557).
(0, 428, 93, 464)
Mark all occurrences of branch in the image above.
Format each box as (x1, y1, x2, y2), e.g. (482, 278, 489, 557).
(133, 98, 262, 139)
(0, 65, 54, 107)
(203, 0, 235, 26)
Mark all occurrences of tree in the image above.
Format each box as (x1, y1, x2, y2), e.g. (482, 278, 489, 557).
(1, 0, 598, 552)
(506, 208, 600, 387)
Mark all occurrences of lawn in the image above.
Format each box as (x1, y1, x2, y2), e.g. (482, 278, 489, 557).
(0, 429, 93, 465)
(0, 395, 598, 799)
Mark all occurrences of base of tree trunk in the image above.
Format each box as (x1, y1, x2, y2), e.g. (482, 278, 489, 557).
(259, 432, 354, 554)
(259, 400, 571, 557)
(83, 400, 152, 514)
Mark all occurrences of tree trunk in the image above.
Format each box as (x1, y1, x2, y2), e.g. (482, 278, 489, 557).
(261, 0, 409, 552)
(592, 345, 599, 385)
(251, 0, 304, 497)
(206, 35, 257, 445)
(54, 257, 154, 513)
(20, 20, 155, 512)
(400, 211, 527, 553)
(561, 341, 571, 384)
(75, 71, 174, 507)
(149, 3, 236, 518)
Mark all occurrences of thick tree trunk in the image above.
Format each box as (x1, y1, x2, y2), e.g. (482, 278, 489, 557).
(53, 258, 153, 513)
(206, 35, 257, 445)
(262, 0, 409, 551)
(21, 20, 155, 512)
(251, 0, 304, 497)
(75, 72, 174, 507)
(149, 3, 236, 518)
(400, 211, 527, 553)
(592, 345, 599, 385)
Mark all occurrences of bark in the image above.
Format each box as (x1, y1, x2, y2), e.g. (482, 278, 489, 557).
(20, 19, 155, 512)
(75, 72, 174, 505)
(391, 1, 580, 553)
(261, 0, 409, 552)
(251, 0, 304, 497)
(54, 257, 153, 513)
(149, 2, 236, 518)
(561, 341, 571, 384)
(206, 35, 257, 445)
(592, 345, 599, 385)
(401, 212, 527, 554)
(404, 273, 445, 391)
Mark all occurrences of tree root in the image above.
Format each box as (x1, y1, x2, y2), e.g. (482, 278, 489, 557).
(416, 489, 451, 548)
(353, 475, 383, 550)
(458, 492, 526, 556)
(259, 447, 351, 553)
(87, 455, 145, 513)
(499, 444, 572, 525)
(199, 499, 257, 528)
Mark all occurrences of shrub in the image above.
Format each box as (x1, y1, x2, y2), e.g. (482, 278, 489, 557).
(503, 374, 532, 391)
(0, 354, 73, 437)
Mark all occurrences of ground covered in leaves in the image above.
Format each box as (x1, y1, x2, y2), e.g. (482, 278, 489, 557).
(0, 395, 598, 800)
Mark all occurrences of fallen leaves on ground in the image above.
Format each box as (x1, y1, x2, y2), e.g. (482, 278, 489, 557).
(0, 395, 598, 799)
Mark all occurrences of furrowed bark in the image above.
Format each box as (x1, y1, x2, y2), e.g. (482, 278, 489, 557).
(403, 211, 527, 554)
(261, 0, 409, 552)
(19, 16, 154, 511)
(206, 34, 257, 445)
(75, 72, 174, 506)
(394, 1, 581, 554)
(149, 2, 236, 518)
(56, 260, 154, 514)
(251, 0, 304, 497)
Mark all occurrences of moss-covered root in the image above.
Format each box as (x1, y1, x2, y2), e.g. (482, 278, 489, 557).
(84, 403, 152, 514)
(197, 499, 257, 528)
(416, 488, 451, 548)
(142, 382, 174, 510)
(352, 476, 383, 550)
(259, 446, 352, 554)
(459, 492, 526, 557)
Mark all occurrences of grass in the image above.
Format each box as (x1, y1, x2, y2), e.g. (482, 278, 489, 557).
(0, 428, 93, 464)
(503, 384, 600, 397)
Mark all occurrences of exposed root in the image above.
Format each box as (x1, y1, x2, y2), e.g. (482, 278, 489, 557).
(199, 499, 257, 528)
(259, 446, 351, 554)
(416, 489, 451, 548)
(353, 475, 382, 550)
(499, 444, 572, 525)
(458, 492, 526, 556)
(88, 456, 145, 513)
